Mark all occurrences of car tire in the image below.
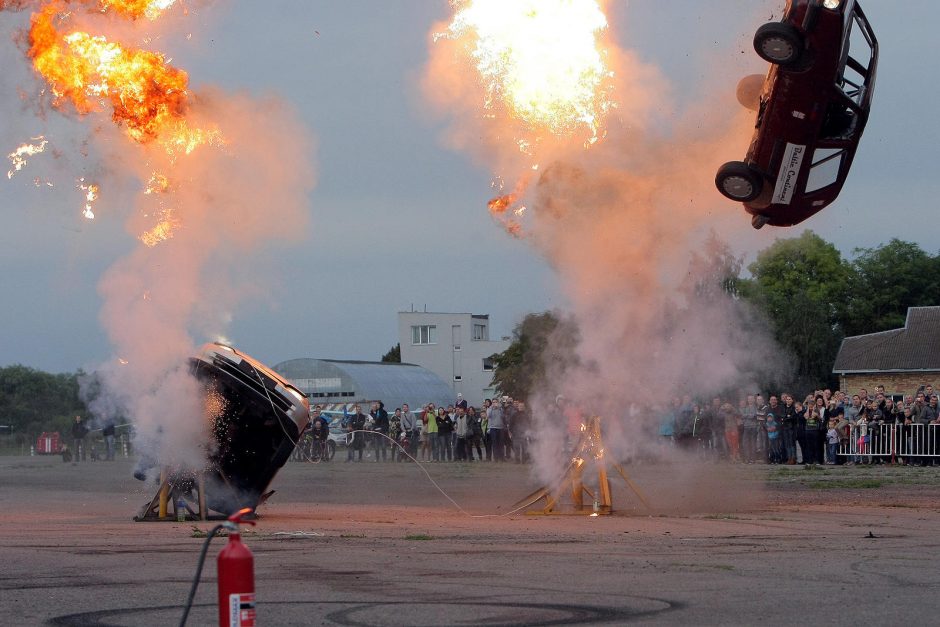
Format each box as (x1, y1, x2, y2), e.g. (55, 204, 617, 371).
(751, 214, 770, 230)
(715, 161, 763, 202)
(754, 22, 803, 66)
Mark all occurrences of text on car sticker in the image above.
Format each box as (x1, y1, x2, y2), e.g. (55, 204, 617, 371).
(772, 142, 806, 205)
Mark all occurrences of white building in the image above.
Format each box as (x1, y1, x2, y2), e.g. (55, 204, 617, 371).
(398, 311, 510, 407)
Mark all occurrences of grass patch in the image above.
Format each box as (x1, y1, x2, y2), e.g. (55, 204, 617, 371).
(807, 479, 883, 489)
(190, 526, 230, 538)
(800, 464, 828, 472)
(404, 534, 434, 541)
(702, 514, 742, 520)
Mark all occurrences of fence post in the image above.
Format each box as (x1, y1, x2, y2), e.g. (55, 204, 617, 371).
(890, 424, 896, 465)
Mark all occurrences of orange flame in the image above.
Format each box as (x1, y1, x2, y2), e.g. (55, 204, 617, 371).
(138, 208, 180, 247)
(27, 3, 221, 154)
(7, 135, 48, 179)
(5, 0, 224, 245)
(487, 192, 516, 215)
(97, 0, 177, 21)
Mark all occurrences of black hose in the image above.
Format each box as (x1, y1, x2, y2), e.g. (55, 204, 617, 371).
(179, 523, 225, 627)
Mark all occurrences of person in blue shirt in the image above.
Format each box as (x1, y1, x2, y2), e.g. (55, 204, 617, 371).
(765, 412, 782, 464)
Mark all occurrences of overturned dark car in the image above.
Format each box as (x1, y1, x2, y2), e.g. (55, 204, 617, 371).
(137, 343, 309, 520)
(715, 0, 878, 229)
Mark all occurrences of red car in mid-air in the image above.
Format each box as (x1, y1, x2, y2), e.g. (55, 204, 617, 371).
(715, 0, 878, 229)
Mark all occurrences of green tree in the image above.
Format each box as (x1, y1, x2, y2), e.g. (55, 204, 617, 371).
(840, 239, 940, 336)
(489, 311, 579, 401)
(739, 230, 849, 392)
(380, 343, 401, 363)
(0, 365, 87, 447)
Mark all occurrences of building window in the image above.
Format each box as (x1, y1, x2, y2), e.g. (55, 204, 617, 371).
(454, 344, 461, 351)
(472, 323, 488, 341)
(454, 375, 463, 382)
(411, 325, 437, 345)
(482, 357, 495, 372)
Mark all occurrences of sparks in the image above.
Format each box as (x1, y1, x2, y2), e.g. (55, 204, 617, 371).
(7, 136, 48, 179)
(144, 172, 169, 194)
(77, 177, 99, 219)
(441, 0, 614, 143)
(139, 208, 180, 246)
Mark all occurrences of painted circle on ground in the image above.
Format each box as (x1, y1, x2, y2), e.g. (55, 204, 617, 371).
(48, 598, 677, 626)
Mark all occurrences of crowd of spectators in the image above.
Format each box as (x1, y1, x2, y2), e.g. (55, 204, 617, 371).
(298, 384, 940, 468)
(302, 395, 533, 463)
(660, 384, 940, 466)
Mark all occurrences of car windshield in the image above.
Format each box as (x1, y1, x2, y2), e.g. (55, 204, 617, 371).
(836, 4, 877, 109)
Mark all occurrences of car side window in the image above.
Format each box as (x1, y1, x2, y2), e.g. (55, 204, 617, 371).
(805, 148, 844, 193)
(836, 10, 875, 108)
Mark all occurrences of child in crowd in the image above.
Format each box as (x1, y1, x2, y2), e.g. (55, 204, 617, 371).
(855, 413, 869, 464)
(766, 412, 782, 464)
(826, 419, 840, 464)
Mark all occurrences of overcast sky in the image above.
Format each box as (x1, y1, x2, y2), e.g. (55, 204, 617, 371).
(1, 1, 937, 373)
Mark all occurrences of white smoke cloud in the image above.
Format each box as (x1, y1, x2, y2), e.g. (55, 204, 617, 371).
(86, 89, 316, 470)
(424, 2, 787, 498)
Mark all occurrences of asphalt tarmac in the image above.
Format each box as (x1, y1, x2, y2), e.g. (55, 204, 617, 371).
(2, 454, 939, 626)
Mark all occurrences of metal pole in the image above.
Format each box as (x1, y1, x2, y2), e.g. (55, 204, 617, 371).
(571, 459, 584, 510)
(158, 468, 168, 519)
(198, 473, 207, 521)
(598, 465, 612, 509)
(890, 424, 896, 465)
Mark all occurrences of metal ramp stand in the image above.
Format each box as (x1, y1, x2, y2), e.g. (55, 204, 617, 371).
(512, 416, 651, 515)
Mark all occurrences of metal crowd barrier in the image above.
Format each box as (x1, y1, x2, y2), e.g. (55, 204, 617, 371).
(838, 423, 940, 461)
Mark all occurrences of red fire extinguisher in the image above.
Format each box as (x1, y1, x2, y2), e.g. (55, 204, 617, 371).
(217, 508, 257, 627)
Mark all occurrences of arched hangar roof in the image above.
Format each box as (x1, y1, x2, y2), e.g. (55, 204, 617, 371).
(273, 358, 452, 411)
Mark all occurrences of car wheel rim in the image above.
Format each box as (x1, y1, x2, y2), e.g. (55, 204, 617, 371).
(762, 36, 794, 62)
(722, 175, 754, 199)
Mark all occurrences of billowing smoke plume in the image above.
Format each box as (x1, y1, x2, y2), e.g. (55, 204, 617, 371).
(425, 1, 786, 491)
(3, 1, 315, 470)
(87, 91, 315, 470)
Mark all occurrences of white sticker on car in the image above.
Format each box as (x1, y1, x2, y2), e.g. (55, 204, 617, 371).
(772, 142, 805, 205)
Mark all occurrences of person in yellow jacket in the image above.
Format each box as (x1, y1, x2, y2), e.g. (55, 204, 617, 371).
(423, 403, 439, 462)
